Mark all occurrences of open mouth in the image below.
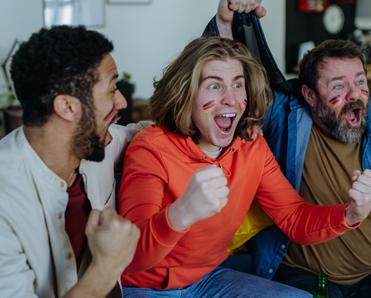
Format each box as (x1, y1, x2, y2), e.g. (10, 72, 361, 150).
(104, 108, 119, 126)
(345, 108, 362, 127)
(111, 115, 120, 125)
(214, 113, 237, 133)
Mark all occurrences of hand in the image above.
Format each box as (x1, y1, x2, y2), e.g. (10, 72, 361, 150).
(64, 208, 139, 297)
(216, 0, 267, 39)
(168, 165, 229, 231)
(86, 208, 140, 278)
(345, 169, 371, 226)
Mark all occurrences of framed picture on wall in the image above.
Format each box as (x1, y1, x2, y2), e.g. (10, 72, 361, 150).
(107, 0, 151, 4)
(43, 0, 105, 27)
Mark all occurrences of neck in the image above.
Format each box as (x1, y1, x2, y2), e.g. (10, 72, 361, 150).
(23, 123, 80, 186)
(202, 146, 223, 159)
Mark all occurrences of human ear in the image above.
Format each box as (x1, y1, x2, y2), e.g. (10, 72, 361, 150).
(301, 84, 317, 107)
(53, 95, 81, 122)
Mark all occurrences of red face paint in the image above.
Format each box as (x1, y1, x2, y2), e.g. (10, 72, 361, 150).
(361, 89, 369, 97)
(238, 98, 248, 110)
(202, 100, 217, 111)
(329, 96, 341, 105)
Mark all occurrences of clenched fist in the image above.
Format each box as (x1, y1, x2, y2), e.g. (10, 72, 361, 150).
(346, 169, 371, 226)
(216, 0, 266, 39)
(86, 208, 140, 278)
(168, 165, 229, 231)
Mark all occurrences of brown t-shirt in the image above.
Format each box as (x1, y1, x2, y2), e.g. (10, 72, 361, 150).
(284, 125, 371, 285)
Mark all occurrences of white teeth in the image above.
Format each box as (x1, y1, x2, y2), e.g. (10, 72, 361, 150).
(220, 113, 236, 118)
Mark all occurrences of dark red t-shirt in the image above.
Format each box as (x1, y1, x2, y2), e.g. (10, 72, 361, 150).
(65, 174, 91, 269)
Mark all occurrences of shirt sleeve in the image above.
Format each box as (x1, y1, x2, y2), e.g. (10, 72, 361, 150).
(255, 141, 354, 245)
(202, 15, 219, 37)
(109, 124, 142, 165)
(0, 216, 38, 298)
(118, 140, 187, 274)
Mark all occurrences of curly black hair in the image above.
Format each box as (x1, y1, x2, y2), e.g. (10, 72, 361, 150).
(10, 25, 113, 126)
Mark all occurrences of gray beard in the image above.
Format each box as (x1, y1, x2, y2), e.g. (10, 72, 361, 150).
(313, 99, 367, 144)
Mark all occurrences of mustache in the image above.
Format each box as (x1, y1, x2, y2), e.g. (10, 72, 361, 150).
(340, 99, 366, 116)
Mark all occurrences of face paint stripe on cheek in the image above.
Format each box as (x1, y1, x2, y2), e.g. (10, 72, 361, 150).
(329, 96, 341, 106)
(239, 98, 248, 110)
(202, 100, 217, 111)
(361, 89, 369, 97)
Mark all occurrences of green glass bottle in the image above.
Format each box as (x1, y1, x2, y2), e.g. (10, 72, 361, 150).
(313, 273, 329, 298)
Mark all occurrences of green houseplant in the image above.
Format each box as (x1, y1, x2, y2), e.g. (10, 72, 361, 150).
(0, 90, 22, 135)
(1, 39, 23, 135)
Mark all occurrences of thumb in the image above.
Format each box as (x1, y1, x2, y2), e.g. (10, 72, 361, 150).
(86, 209, 101, 235)
(99, 207, 116, 227)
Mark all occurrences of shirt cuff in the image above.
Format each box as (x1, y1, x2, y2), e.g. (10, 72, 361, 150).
(150, 206, 189, 247)
(330, 203, 361, 234)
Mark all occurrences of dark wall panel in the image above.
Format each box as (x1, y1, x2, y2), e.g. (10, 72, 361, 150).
(285, 0, 356, 73)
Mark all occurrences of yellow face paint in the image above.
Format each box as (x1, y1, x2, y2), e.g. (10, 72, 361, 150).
(202, 100, 217, 111)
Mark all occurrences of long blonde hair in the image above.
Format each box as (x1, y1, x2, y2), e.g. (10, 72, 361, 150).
(151, 36, 272, 140)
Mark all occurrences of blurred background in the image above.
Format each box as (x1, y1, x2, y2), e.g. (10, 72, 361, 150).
(0, 0, 370, 136)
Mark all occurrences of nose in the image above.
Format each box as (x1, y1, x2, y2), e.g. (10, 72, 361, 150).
(221, 87, 238, 106)
(115, 90, 128, 110)
(345, 84, 362, 102)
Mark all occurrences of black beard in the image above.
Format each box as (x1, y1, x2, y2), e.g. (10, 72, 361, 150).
(73, 102, 105, 162)
(314, 99, 367, 144)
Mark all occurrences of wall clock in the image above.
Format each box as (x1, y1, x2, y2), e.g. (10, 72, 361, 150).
(323, 4, 345, 34)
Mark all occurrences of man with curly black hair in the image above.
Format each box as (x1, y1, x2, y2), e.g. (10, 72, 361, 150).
(0, 25, 140, 297)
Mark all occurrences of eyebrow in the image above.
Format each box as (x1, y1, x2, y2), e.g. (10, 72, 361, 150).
(201, 74, 244, 82)
(328, 71, 366, 83)
(108, 73, 119, 87)
(111, 73, 119, 82)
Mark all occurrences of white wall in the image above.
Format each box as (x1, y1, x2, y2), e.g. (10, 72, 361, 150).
(0, 0, 286, 99)
(0, 0, 43, 93)
(260, 0, 286, 73)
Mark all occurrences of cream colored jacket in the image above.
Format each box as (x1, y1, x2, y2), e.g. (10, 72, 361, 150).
(0, 124, 138, 298)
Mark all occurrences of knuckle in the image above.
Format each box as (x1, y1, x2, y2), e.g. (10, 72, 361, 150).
(120, 218, 133, 231)
(223, 186, 230, 196)
(348, 189, 357, 199)
(200, 184, 209, 195)
(110, 217, 122, 230)
(102, 207, 115, 216)
(352, 181, 360, 189)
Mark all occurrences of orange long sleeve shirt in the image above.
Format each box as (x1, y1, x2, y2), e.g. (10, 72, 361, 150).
(118, 125, 353, 290)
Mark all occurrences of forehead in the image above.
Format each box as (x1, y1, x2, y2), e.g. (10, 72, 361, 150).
(201, 58, 243, 78)
(317, 57, 364, 81)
